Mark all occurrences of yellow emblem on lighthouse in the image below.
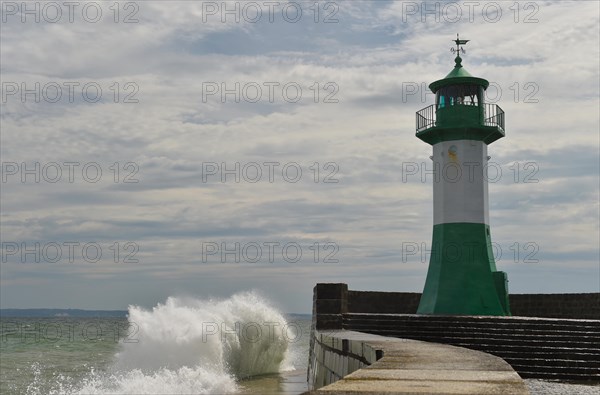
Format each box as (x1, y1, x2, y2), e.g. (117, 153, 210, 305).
(448, 145, 458, 162)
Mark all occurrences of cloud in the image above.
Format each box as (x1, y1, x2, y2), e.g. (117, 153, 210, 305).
(1, 1, 598, 311)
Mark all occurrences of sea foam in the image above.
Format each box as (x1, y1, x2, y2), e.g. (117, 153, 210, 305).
(72, 291, 291, 394)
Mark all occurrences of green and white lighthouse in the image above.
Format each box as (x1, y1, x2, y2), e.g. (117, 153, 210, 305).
(416, 36, 510, 316)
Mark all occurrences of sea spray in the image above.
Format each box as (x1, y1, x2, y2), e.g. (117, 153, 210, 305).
(116, 292, 289, 377)
(71, 291, 291, 394)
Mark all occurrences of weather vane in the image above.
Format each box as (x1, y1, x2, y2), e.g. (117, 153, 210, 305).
(450, 33, 469, 55)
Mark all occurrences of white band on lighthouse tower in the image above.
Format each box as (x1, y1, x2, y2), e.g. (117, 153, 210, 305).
(433, 139, 489, 226)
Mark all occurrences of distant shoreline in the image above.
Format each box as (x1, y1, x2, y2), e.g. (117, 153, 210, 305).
(0, 309, 128, 317)
(0, 309, 311, 318)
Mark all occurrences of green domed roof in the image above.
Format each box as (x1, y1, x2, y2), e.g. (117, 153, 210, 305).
(429, 56, 489, 93)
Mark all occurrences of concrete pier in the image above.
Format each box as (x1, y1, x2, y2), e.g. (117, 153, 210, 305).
(307, 283, 600, 393)
(307, 330, 529, 394)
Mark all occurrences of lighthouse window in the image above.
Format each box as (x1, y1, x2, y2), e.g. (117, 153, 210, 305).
(438, 95, 446, 108)
(436, 84, 481, 109)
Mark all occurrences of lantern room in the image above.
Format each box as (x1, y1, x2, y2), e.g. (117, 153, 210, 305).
(415, 38, 505, 146)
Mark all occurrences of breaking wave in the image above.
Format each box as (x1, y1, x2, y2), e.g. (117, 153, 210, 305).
(44, 292, 292, 394)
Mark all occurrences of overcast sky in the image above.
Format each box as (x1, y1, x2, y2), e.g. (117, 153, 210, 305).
(1, 0, 598, 313)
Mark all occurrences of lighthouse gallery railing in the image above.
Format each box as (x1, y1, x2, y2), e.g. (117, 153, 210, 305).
(416, 103, 505, 133)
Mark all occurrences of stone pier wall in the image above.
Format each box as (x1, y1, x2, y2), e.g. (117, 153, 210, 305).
(509, 293, 600, 319)
(344, 288, 600, 319)
(308, 330, 380, 389)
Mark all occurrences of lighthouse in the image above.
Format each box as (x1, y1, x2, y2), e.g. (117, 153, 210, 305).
(415, 35, 510, 316)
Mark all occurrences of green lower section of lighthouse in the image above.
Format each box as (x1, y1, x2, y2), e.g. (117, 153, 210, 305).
(417, 223, 511, 316)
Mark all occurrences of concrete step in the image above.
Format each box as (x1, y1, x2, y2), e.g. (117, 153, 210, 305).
(453, 344, 600, 360)
(345, 313, 600, 325)
(486, 350, 600, 361)
(348, 323, 600, 336)
(345, 315, 600, 333)
(504, 358, 600, 369)
(357, 330, 600, 350)
(508, 362, 600, 375)
(354, 332, 600, 359)
(347, 326, 600, 343)
(345, 320, 600, 334)
(342, 314, 600, 381)
(418, 340, 599, 356)
(517, 369, 600, 381)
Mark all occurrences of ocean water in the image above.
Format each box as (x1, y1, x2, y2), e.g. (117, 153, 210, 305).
(0, 292, 311, 394)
